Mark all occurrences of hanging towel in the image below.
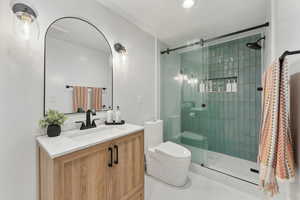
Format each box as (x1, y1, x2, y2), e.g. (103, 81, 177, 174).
(258, 58, 296, 196)
(92, 88, 102, 111)
(72, 86, 88, 112)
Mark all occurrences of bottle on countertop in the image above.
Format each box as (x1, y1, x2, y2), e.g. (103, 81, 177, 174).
(106, 106, 113, 123)
(115, 106, 122, 123)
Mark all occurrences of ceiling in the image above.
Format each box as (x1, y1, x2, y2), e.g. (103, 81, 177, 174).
(47, 18, 111, 53)
(97, 0, 267, 47)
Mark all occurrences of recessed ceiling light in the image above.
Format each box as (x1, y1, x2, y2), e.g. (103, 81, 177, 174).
(182, 0, 195, 9)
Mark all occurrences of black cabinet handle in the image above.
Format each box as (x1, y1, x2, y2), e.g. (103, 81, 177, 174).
(108, 147, 113, 167)
(114, 145, 119, 164)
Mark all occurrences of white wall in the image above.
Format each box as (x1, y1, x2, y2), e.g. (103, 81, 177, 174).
(264, 0, 275, 67)
(0, 0, 156, 200)
(272, 0, 300, 72)
(46, 37, 112, 113)
(267, 0, 300, 199)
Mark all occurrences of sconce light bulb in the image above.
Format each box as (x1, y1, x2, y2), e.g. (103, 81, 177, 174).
(15, 14, 32, 40)
(23, 22, 30, 39)
(182, 0, 195, 9)
(121, 53, 127, 62)
(17, 12, 34, 23)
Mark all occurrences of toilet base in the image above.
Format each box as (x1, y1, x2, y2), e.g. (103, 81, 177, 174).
(146, 151, 191, 187)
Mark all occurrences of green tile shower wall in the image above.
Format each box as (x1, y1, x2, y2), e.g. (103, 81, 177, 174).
(179, 35, 262, 162)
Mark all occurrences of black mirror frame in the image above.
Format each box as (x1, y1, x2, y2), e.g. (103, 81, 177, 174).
(43, 16, 113, 116)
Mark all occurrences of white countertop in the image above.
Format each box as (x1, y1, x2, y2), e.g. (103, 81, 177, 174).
(36, 123, 144, 159)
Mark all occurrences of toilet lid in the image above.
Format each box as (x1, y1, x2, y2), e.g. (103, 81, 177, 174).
(154, 141, 191, 158)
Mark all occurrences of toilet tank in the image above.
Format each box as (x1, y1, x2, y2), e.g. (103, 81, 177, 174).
(144, 120, 163, 151)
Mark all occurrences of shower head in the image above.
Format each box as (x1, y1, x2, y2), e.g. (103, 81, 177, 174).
(246, 36, 265, 50)
(246, 42, 262, 50)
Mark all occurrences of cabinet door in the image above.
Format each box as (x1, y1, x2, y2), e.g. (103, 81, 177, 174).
(54, 143, 111, 200)
(109, 131, 144, 200)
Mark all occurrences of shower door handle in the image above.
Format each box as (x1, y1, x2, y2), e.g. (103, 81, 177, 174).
(257, 87, 263, 91)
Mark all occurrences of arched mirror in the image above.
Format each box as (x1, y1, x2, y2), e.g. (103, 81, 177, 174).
(44, 17, 113, 115)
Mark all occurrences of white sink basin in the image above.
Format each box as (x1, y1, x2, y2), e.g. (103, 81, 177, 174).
(66, 125, 115, 139)
(65, 125, 123, 142)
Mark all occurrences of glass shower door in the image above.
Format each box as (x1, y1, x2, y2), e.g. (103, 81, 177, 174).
(160, 49, 209, 166)
(179, 48, 209, 165)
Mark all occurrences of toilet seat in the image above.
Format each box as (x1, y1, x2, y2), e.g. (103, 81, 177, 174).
(153, 141, 191, 159)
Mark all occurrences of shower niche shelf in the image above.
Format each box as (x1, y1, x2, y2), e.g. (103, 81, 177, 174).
(208, 76, 238, 81)
(198, 76, 238, 93)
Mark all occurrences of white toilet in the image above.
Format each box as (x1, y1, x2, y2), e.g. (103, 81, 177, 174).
(144, 120, 191, 187)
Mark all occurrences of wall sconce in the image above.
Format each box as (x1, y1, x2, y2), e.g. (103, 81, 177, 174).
(114, 43, 127, 60)
(11, 2, 39, 40)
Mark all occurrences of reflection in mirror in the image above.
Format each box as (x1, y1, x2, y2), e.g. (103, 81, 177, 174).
(44, 17, 113, 115)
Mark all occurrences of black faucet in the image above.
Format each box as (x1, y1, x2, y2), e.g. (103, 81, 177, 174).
(75, 109, 99, 130)
(86, 109, 93, 128)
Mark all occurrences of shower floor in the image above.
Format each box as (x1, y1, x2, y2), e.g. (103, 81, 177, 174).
(169, 132, 259, 184)
(181, 142, 259, 184)
(170, 132, 259, 184)
(145, 172, 260, 200)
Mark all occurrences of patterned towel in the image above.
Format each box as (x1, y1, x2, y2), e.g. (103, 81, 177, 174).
(92, 88, 102, 111)
(72, 86, 88, 112)
(258, 58, 296, 196)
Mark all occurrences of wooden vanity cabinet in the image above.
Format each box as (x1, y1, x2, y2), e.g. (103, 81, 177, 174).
(39, 131, 144, 200)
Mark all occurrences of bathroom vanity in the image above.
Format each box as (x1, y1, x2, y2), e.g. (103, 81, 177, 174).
(37, 124, 144, 200)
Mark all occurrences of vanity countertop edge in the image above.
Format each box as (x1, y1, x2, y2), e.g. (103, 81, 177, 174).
(36, 123, 144, 159)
